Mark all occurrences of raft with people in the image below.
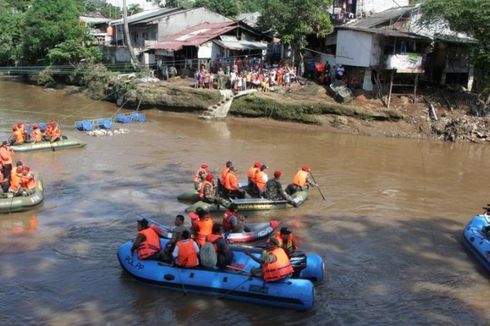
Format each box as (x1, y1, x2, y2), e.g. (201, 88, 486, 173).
(0, 177, 44, 214)
(149, 218, 280, 243)
(118, 238, 323, 310)
(10, 138, 86, 152)
(462, 206, 490, 273)
(185, 190, 308, 213)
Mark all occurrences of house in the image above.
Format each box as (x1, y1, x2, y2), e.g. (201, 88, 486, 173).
(146, 21, 270, 75)
(80, 16, 112, 45)
(107, 7, 270, 76)
(328, 5, 477, 106)
(106, 0, 159, 11)
(330, 0, 410, 25)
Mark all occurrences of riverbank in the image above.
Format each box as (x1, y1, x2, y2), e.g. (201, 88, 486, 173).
(3, 72, 488, 143)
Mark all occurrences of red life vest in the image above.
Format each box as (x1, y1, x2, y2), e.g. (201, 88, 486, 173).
(263, 248, 294, 282)
(194, 217, 213, 246)
(175, 239, 199, 267)
(222, 210, 236, 232)
(136, 228, 161, 260)
(198, 180, 214, 199)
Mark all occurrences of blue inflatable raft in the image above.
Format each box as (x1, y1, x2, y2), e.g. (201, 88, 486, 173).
(118, 239, 324, 310)
(463, 212, 490, 272)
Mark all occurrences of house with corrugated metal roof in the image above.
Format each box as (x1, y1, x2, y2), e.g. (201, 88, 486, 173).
(106, 7, 270, 76)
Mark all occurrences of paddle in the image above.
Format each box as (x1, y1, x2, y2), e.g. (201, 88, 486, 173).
(309, 171, 326, 201)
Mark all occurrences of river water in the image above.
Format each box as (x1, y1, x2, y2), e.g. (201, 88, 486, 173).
(0, 80, 489, 325)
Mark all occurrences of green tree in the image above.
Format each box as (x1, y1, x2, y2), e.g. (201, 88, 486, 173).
(0, 1, 25, 65)
(22, 0, 100, 65)
(239, 0, 265, 13)
(258, 0, 333, 67)
(193, 0, 240, 18)
(421, 0, 490, 86)
(128, 3, 143, 15)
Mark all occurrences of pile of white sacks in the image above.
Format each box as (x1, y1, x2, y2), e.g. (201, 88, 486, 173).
(86, 128, 129, 137)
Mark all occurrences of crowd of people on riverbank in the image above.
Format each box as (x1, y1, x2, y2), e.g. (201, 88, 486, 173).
(8, 120, 62, 145)
(0, 141, 37, 197)
(193, 61, 298, 93)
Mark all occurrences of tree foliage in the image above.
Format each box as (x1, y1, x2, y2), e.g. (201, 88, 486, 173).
(193, 0, 241, 18)
(22, 0, 101, 65)
(0, 0, 25, 65)
(78, 0, 122, 19)
(258, 0, 333, 59)
(422, 0, 490, 85)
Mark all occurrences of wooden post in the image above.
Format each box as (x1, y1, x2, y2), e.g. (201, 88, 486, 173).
(413, 74, 419, 103)
(387, 70, 395, 109)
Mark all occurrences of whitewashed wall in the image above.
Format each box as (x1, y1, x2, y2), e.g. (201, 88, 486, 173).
(358, 0, 410, 15)
(336, 30, 373, 67)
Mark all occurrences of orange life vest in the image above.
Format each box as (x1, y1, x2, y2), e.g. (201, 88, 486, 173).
(263, 247, 294, 282)
(255, 171, 267, 190)
(46, 125, 54, 138)
(21, 173, 36, 190)
(194, 217, 214, 246)
(193, 167, 207, 184)
(220, 167, 230, 185)
(293, 170, 309, 188)
(136, 228, 161, 260)
(175, 239, 199, 267)
(224, 171, 239, 191)
(198, 180, 214, 199)
(0, 146, 13, 165)
(9, 169, 22, 192)
(13, 129, 24, 144)
(51, 126, 61, 141)
(206, 233, 222, 252)
(31, 129, 43, 142)
(247, 166, 259, 181)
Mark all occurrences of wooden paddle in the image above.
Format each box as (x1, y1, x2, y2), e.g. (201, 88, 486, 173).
(309, 171, 326, 201)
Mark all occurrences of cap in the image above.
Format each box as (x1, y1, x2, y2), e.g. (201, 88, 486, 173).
(254, 161, 261, 168)
(302, 166, 311, 172)
(206, 174, 214, 181)
(261, 164, 267, 170)
(137, 218, 149, 228)
(201, 163, 208, 169)
(280, 227, 291, 234)
(274, 170, 282, 178)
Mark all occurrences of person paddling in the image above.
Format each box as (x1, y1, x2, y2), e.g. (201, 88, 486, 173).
(286, 166, 317, 195)
(265, 170, 298, 207)
(245, 237, 294, 282)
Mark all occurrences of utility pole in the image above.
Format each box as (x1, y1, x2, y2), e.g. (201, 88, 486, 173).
(123, 0, 140, 68)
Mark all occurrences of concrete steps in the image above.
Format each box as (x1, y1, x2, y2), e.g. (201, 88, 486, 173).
(199, 89, 257, 120)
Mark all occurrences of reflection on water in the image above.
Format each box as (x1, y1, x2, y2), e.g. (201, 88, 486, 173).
(1, 80, 490, 324)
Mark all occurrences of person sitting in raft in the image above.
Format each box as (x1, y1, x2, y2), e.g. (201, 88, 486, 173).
(247, 161, 261, 196)
(218, 160, 233, 197)
(8, 164, 23, 195)
(20, 166, 37, 196)
(254, 164, 268, 198)
(173, 230, 200, 268)
(162, 215, 189, 262)
(193, 163, 208, 191)
(206, 223, 234, 269)
(198, 173, 219, 204)
(47, 120, 62, 143)
(224, 166, 245, 199)
(30, 124, 43, 143)
(265, 170, 297, 207)
(130, 218, 162, 260)
(10, 126, 24, 145)
(192, 207, 214, 247)
(223, 203, 250, 233)
(245, 237, 294, 282)
(274, 227, 298, 257)
(286, 166, 317, 195)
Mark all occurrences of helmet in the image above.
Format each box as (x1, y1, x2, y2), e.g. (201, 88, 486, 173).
(274, 170, 282, 178)
(302, 166, 311, 172)
(254, 161, 261, 168)
(206, 174, 214, 181)
(201, 163, 209, 169)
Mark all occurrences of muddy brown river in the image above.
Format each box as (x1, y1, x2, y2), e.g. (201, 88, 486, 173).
(1, 80, 489, 325)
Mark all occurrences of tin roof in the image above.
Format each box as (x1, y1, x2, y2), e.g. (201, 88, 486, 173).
(337, 25, 432, 41)
(346, 6, 416, 28)
(111, 7, 186, 26)
(149, 22, 238, 51)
